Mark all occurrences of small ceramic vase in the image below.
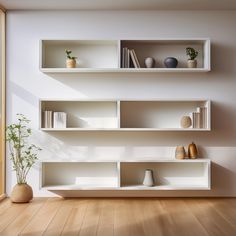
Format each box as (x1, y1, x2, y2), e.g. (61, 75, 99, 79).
(175, 146, 186, 159)
(145, 57, 155, 68)
(66, 59, 76, 68)
(180, 116, 192, 128)
(187, 60, 197, 68)
(11, 183, 33, 203)
(188, 142, 198, 159)
(164, 57, 178, 68)
(143, 169, 155, 187)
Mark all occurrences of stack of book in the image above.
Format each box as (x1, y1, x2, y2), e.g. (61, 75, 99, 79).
(42, 111, 67, 128)
(190, 107, 207, 129)
(53, 112, 67, 128)
(122, 48, 140, 68)
(43, 111, 53, 128)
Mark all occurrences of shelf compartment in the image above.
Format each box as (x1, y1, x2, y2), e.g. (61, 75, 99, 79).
(41, 40, 119, 69)
(121, 39, 210, 70)
(41, 162, 119, 189)
(40, 100, 119, 129)
(120, 161, 210, 190)
(120, 100, 210, 130)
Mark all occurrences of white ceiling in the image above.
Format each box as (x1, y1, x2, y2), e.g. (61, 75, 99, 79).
(1, 0, 236, 11)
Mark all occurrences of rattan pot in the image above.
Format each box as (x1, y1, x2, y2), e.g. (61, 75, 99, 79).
(66, 59, 76, 68)
(11, 184, 33, 203)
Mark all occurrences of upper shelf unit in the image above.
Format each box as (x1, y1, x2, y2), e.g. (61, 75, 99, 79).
(39, 99, 211, 131)
(40, 39, 211, 73)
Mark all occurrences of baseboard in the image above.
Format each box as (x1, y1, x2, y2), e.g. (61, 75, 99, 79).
(0, 193, 6, 201)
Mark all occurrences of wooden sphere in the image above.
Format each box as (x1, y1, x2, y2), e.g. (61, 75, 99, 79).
(180, 116, 192, 128)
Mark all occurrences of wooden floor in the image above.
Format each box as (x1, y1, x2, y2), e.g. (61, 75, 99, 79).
(0, 198, 235, 236)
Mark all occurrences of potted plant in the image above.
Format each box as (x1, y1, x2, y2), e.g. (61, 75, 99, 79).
(6, 114, 41, 203)
(186, 47, 198, 68)
(65, 49, 77, 68)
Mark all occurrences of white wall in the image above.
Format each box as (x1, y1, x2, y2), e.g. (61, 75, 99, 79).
(6, 10, 236, 197)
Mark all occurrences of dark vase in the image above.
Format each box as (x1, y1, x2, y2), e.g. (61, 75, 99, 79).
(164, 57, 178, 68)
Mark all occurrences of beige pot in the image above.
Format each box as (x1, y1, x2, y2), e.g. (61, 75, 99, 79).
(66, 59, 76, 68)
(11, 184, 33, 203)
(187, 60, 197, 68)
(175, 146, 186, 160)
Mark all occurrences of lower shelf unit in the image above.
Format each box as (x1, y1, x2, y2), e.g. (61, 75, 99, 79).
(41, 159, 211, 196)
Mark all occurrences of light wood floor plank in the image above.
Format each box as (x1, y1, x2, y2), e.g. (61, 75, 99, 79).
(161, 199, 209, 236)
(0, 200, 29, 232)
(20, 198, 63, 236)
(78, 199, 103, 236)
(1, 198, 46, 236)
(96, 199, 114, 236)
(61, 199, 88, 236)
(185, 199, 236, 236)
(43, 199, 75, 236)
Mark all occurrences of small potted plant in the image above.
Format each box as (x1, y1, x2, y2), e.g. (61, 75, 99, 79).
(6, 114, 41, 203)
(186, 47, 198, 68)
(65, 49, 77, 68)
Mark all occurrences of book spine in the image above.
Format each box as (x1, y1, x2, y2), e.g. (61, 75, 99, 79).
(53, 112, 67, 128)
(132, 49, 140, 68)
(130, 50, 138, 68)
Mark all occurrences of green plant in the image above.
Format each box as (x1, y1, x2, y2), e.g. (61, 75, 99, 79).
(6, 114, 41, 184)
(65, 49, 77, 60)
(186, 47, 198, 60)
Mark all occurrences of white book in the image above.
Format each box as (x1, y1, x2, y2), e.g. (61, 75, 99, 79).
(53, 112, 67, 128)
(130, 50, 138, 68)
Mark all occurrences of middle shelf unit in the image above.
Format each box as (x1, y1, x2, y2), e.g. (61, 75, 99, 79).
(40, 99, 211, 131)
(41, 159, 211, 191)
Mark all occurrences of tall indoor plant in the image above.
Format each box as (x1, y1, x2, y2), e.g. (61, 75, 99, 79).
(6, 114, 41, 203)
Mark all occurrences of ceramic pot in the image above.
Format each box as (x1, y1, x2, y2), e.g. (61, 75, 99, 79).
(66, 59, 76, 68)
(188, 142, 198, 159)
(143, 169, 155, 187)
(145, 57, 155, 68)
(180, 116, 192, 128)
(11, 184, 33, 203)
(187, 59, 197, 68)
(164, 57, 178, 68)
(175, 146, 186, 159)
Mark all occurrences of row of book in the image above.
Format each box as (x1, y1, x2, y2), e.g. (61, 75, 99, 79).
(122, 48, 140, 68)
(43, 111, 67, 128)
(190, 107, 207, 129)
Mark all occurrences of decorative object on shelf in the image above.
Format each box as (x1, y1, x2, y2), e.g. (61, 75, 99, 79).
(175, 146, 186, 159)
(144, 57, 155, 68)
(164, 57, 178, 68)
(6, 114, 42, 203)
(143, 169, 155, 187)
(65, 49, 77, 68)
(53, 112, 67, 128)
(188, 142, 198, 159)
(180, 116, 192, 128)
(43, 110, 53, 128)
(186, 47, 198, 68)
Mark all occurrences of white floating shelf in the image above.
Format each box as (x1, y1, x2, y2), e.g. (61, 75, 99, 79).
(39, 99, 211, 132)
(40, 39, 211, 74)
(40, 160, 211, 195)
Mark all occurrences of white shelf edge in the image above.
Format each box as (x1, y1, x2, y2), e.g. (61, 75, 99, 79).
(40, 68, 210, 73)
(40, 128, 211, 132)
(40, 159, 211, 163)
(42, 184, 210, 191)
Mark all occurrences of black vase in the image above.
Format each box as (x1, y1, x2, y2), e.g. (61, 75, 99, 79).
(164, 57, 178, 68)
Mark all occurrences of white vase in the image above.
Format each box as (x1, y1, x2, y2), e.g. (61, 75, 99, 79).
(143, 169, 155, 187)
(144, 57, 155, 68)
